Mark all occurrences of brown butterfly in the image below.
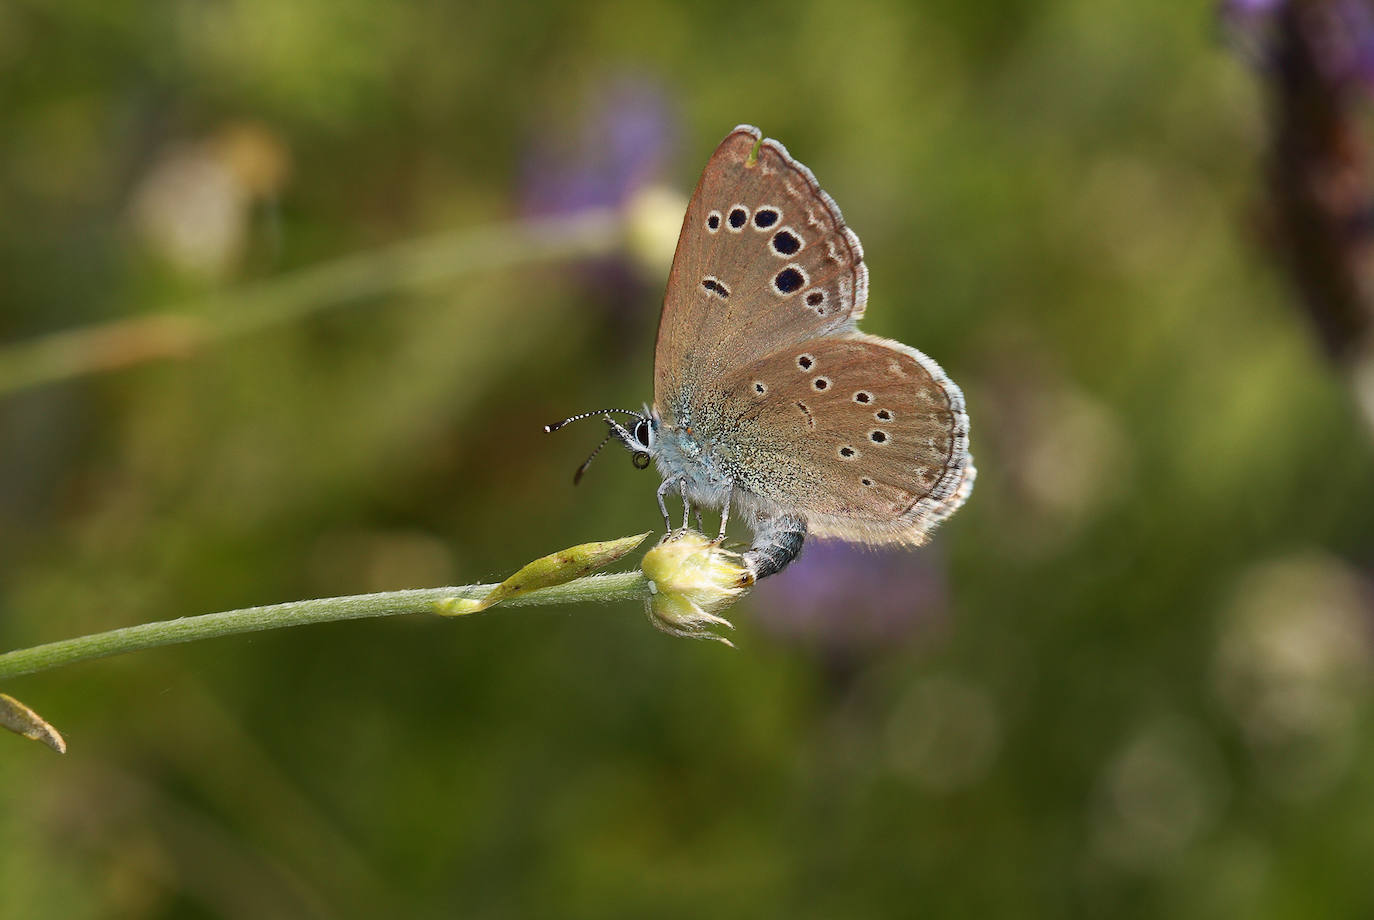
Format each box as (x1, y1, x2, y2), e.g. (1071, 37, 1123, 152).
(551, 125, 973, 579)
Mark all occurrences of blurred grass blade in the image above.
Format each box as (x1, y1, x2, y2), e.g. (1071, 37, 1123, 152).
(439, 532, 652, 615)
(0, 693, 67, 754)
(0, 208, 622, 397)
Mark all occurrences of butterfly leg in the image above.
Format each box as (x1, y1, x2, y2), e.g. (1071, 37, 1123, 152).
(678, 479, 692, 533)
(713, 482, 734, 544)
(743, 513, 807, 580)
(656, 475, 682, 533)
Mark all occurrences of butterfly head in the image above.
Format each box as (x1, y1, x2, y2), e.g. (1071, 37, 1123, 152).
(627, 416, 655, 456)
(545, 407, 659, 482)
(611, 409, 663, 471)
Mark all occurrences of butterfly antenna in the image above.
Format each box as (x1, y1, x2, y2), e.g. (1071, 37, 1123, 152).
(572, 431, 615, 485)
(544, 408, 644, 433)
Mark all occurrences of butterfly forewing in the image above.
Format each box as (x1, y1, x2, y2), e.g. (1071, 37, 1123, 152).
(654, 126, 869, 420)
(707, 333, 973, 545)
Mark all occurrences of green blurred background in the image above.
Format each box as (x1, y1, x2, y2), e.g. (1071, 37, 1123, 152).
(3, 0, 1374, 917)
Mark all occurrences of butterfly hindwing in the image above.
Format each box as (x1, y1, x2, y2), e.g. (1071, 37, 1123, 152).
(699, 332, 973, 545)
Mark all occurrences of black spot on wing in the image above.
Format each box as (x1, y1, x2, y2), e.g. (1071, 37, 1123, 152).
(772, 230, 801, 255)
(774, 267, 804, 294)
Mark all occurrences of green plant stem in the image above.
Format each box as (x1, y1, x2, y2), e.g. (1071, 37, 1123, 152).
(0, 208, 622, 396)
(0, 572, 647, 681)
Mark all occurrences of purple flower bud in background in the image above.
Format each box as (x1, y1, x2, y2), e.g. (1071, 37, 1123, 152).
(1218, 0, 1374, 92)
(1224, 0, 1374, 417)
(521, 77, 676, 217)
(1219, 0, 1287, 69)
(1221, 0, 1286, 16)
(752, 541, 948, 659)
(1313, 0, 1374, 90)
(519, 76, 680, 342)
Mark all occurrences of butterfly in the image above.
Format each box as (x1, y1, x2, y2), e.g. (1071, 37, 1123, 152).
(549, 125, 974, 580)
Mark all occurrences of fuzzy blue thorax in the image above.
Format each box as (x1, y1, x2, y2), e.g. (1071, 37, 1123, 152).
(646, 404, 807, 581)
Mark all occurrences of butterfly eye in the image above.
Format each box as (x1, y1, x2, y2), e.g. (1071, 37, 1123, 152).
(633, 419, 652, 447)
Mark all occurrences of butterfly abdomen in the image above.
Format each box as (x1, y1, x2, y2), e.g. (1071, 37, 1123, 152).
(742, 513, 807, 580)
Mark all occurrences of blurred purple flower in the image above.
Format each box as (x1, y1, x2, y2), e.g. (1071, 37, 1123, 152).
(519, 77, 680, 335)
(1220, 0, 1286, 19)
(521, 79, 676, 218)
(1299, 0, 1374, 89)
(752, 540, 948, 656)
(1225, 0, 1374, 366)
(1219, 0, 1287, 69)
(1223, 0, 1374, 91)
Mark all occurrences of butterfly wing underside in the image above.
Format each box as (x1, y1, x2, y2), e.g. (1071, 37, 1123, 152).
(651, 125, 973, 551)
(715, 332, 974, 545)
(654, 125, 869, 419)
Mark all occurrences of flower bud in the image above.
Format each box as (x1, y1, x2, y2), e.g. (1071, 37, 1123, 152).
(640, 531, 753, 645)
(438, 532, 650, 615)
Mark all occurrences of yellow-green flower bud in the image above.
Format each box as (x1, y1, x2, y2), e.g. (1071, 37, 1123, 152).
(438, 532, 651, 615)
(640, 531, 753, 645)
